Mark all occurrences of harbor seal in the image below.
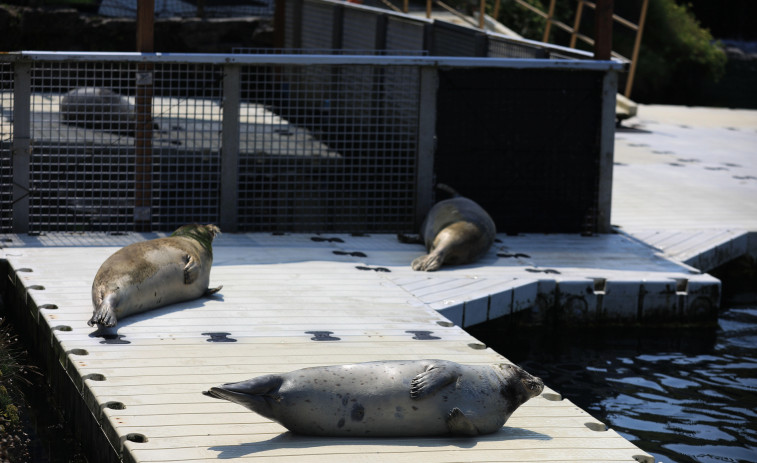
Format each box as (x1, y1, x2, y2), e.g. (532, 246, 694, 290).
(88, 224, 222, 327)
(60, 87, 138, 136)
(410, 187, 496, 271)
(203, 359, 543, 437)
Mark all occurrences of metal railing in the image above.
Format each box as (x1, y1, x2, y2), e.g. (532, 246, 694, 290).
(1, 52, 623, 235)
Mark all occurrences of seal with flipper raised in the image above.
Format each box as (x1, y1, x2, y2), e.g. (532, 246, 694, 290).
(89, 224, 222, 327)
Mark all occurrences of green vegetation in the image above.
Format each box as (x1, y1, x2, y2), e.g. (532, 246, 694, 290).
(0, 317, 35, 462)
(479, 0, 727, 103)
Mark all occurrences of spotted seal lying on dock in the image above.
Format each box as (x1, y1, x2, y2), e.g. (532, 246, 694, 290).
(89, 224, 222, 327)
(203, 359, 543, 437)
(59, 87, 139, 136)
(407, 185, 496, 271)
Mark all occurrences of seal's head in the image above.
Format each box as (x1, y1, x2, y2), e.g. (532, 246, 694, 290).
(171, 224, 220, 255)
(497, 363, 544, 412)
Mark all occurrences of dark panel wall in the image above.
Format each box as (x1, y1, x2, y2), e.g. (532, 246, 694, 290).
(435, 68, 604, 234)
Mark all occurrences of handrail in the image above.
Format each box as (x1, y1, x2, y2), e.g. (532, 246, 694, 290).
(0, 51, 626, 71)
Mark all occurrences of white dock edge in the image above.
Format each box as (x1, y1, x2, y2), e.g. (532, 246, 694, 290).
(0, 232, 659, 463)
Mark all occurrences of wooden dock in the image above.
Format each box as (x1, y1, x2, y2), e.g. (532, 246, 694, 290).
(0, 232, 657, 463)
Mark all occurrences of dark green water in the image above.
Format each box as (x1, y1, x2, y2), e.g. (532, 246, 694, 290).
(469, 306, 757, 463)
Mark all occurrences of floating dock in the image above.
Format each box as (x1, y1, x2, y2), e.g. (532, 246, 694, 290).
(1, 232, 658, 463)
(1, 104, 754, 462)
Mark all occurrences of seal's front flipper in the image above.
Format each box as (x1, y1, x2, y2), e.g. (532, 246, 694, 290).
(204, 285, 223, 297)
(411, 251, 445, 272)
(88, 295, 118, 327)
(446, 408, 480, 436)
(183, 254, 199, 284)
(204, 375, 284, 419)
(410, 363, 460, 399)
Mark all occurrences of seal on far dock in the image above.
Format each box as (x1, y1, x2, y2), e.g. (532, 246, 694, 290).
(60, 87, 139, 136)
(89, 224, 222, 327)
(407, 185, 496, 271)
(203, 359, 543, 437)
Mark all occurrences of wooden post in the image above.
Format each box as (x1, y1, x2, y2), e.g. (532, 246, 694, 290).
(135, 0, 154, 231)
(593, 0, 613, 60)
(493, 0, 500, 21)
(403, 0, 408, 13)
(479, 0, 486, 29)
(570, 0, 584, 48)
(542, 0, 556, 42)
(625, 0, 648, 97)
(426, 0, 432, 18)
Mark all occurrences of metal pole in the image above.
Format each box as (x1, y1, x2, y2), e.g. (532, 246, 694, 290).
(625, 0, 648, 97)
(415, 67, 437, 229)
(135, 0, 154, 231)
(220, 64, 241, 232)
(596, 69, 618, 233)
(542, 0, 556, 43)
(593, 0, 613, 60)
(11, 61, 31, 234)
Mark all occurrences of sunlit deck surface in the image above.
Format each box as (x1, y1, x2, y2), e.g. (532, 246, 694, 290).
(613, 104, 757, 271)
(1, 232, 655, 463)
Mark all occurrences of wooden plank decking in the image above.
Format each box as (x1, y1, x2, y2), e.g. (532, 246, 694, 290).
(1, 232, 655, 463)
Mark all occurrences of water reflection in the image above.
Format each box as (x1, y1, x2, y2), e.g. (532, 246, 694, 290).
(468, 307, 757, 463)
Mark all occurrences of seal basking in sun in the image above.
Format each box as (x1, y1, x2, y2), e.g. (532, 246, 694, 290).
(204, 359, 543, 437)
(89, 224, 222, 327)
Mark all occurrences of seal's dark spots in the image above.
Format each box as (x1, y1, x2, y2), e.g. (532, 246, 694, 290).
(351, 403, 365, 421)
(406, 330, 440, 340)
(306, 331, 341, 341)
(203, 332, 237, 342)
(337, 418, 345, 428)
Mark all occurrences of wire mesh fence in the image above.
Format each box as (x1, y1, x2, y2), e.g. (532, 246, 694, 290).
(97, 0, 274, 18)
(0, 63, 12, 233)
(2, 54, 428, 234)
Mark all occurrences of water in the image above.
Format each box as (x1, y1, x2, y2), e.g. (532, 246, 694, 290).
(469, 306, 757, 463)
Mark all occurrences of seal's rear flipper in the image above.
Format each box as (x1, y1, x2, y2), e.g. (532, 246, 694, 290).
(88, 296, 118, 327)
(446, 408, 480, 436)
(205, 285, 223, 297)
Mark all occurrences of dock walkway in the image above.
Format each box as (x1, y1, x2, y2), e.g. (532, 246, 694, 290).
(0, 232, 656, 462)
(613, 104, 757, 271)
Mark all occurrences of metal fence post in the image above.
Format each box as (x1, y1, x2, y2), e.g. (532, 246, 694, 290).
(11, 61, 31, 234)
(415, 66, 437, 229)
(596, 68, 618, 233)
(220, 63, 241, 232)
